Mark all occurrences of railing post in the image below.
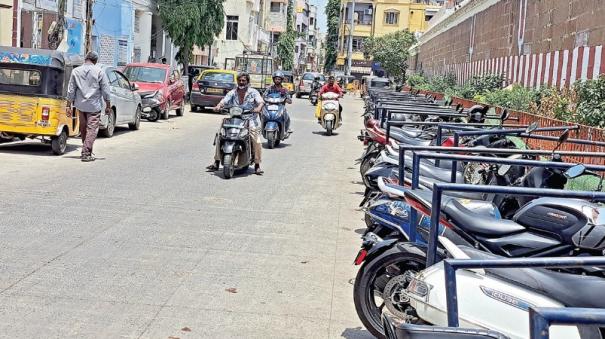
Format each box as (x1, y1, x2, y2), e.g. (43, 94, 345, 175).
(444, 260, 459, 327)
(426, 184, 443, 266)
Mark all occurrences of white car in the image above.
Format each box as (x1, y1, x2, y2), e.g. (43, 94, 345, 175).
(99, 65, 143, 137)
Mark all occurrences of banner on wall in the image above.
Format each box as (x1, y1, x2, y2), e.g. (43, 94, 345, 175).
(66, 19, 83, 55)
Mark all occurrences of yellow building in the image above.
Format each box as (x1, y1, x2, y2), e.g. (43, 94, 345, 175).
(0, 0, 13, 46)
(336, 0, 442, 74)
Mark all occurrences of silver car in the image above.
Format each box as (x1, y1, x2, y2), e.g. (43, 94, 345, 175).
(99, 65, 143, 137)
(295, 72, 325, 98)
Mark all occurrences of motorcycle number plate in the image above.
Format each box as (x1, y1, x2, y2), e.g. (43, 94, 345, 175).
(267, 105, 279, 111)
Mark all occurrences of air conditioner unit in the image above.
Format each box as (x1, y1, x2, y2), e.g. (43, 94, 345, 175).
(365, 8, 373, 15)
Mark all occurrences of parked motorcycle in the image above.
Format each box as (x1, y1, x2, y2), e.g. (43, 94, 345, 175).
(215, 107, 255, 179)
(319, 92, 341, 136)
(309, 78, 321, 106)
(261, 92, 290, 149)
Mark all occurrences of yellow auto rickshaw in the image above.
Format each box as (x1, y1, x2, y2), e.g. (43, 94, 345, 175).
(0, 47, 83, 155)
(282, 71, 295, 95)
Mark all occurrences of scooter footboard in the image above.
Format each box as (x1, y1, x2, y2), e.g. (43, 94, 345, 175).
(264, 121, 279, 132)
(382, 318, 509, 339)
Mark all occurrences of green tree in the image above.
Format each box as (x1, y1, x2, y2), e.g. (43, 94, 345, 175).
(324, 0, 340, 72)
(157, 0, 225, 72)
(276, 0, 295, 70)
(364, 30, 416, 84)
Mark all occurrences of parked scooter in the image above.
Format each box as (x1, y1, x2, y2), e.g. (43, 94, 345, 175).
(319, 92, 341, 136)
(261, 92, 290, 149)
(215, 107, 255, 179)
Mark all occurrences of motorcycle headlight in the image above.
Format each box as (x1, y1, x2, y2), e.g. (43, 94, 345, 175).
(323, 102, 337, 111)
(239, 128, 249, 137)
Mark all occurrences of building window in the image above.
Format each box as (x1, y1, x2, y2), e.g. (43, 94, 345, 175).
(270, 2, 281, 12)
(310, 17, 314, 26)
(352, 37, 364, 51)
(295, 45, 299, 53)
(134, 12, 141, 33)
(425, 14, 434, 22)
(226, 16, 238, 40)
(384, 11, 399, 25)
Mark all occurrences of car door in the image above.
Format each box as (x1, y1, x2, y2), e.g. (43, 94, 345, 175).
(115, 71, 136, 122)
(107, 69, 130, 124)
(169, 70, 183, 107)
(104, 69, 119, 125)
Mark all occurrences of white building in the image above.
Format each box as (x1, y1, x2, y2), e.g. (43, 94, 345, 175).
(214, 0, 271, 70)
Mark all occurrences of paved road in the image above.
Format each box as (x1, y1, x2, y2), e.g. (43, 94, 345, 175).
(0, 95, 373, 338)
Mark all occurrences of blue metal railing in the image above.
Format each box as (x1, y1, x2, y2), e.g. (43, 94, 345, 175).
(529, 307, 605, 339)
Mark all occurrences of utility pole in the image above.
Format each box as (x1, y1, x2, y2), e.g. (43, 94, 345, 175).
(346, 0, 356, 76)
(84, 0, 93, 52)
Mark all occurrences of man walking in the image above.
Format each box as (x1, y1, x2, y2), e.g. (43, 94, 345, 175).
(66, 51, 111, 162)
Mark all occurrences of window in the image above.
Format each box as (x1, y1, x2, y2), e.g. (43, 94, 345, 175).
(106, 70, 119, 86)
(310, 17, 314, 26)
(425, 14, 434, 22)
(295, 45, 299, 53)
(0, 68, 42, 86)
(226, 16, 238, 40)
(115, 72, 131, 89)
(123, 66, 167, 83)
(134, 11, 141, 33)
(384, 11, 399, 25)
(270, 2, 281, 12)
(352, 37, 364, 51)
(202, 72, 235, 83)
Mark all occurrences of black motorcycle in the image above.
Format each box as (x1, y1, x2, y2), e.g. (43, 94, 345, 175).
(309, 79, 321, 106)
(215, 107, 255, 179)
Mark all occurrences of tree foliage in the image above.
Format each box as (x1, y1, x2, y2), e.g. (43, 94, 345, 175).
(324, 0, 340, 72)
(363, 30, 416, 84)
(157, 0, 225, 69)
(276, 0, 295, 70)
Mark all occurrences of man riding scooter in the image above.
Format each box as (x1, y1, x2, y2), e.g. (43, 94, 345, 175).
(264, 71, 292, 134)
(206, 72, 265, 175)
(315, 75, 344, 123)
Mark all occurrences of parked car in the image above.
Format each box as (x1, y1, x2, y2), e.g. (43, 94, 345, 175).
(295, 72, 325, 98)
(184, 65, 215, 101)
(98, 65, 142, 137)
(122, 63, 186, 121)
(190, 69, 238, 112)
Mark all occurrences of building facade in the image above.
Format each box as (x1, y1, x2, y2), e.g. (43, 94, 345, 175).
(265, 0, 289, 56)
(0, 0, 12, 46)
(213, 0, 271, 70)
(336, 0, 443, 76)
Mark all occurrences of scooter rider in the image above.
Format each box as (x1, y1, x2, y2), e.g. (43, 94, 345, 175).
(316, 75, 344, 122)
(207, 72, 265, 175)
(264, 71, 292, 133)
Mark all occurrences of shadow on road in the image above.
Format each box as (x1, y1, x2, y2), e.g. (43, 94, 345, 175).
(311, 131, 340, 137)
(0, 141, 79, 156)
(340, 327, 373, 339)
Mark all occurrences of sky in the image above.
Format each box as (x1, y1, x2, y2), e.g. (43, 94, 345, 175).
(309, 0, 328, 33)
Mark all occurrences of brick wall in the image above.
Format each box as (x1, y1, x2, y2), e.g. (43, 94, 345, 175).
(412, 0, 605, 88)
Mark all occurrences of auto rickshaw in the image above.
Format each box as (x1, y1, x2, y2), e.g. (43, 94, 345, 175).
(282, 71, 295, 95)
(0, 47, 82, 155)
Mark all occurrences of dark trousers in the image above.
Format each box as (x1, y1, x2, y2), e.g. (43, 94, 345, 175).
(79, 111, 101, 156)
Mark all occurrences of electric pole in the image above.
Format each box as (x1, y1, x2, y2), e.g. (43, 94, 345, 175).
(346, 0, 356, 76)
(84, 0, 93, 52)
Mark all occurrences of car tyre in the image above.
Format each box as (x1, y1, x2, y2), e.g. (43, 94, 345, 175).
(129, 106, 141, 130)
(100, 110, 116, 138)
(176, 98, 185, 116)
(161, 105, 170, 120)
(51, 129, 68, 155)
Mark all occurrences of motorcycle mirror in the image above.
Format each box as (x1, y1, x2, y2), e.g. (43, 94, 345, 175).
(499, 109, 510, 121)
(553, 129, 570, 152)
(498, 164, 512, 177)
(525, 122, 539, 134)
(564, 164, 586, 179)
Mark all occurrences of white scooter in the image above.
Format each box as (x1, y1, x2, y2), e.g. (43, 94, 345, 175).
(382, 236, 605, 339)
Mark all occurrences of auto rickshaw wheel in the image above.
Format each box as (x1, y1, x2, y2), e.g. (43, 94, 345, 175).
(51, 130, 68, 155)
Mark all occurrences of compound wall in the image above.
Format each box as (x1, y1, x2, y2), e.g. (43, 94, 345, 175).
(412, 0, 605, 88)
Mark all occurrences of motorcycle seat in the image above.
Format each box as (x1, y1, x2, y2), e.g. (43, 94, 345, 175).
(377, 177, 407, 199)
(460, 246, 605, 309)
(390, 131, 432, 146)
(442, 200, 525, 236)
(404, 189, 486, 211)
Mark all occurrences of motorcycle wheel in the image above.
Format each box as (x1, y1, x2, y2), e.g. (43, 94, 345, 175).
(223, 154, 235, 179)
(353, 246, 426, 339)
(147, 109, 159, 122)
(267, 132, 276, 149)
(326, 121, 333, 136)
(360, 152, 378, 181)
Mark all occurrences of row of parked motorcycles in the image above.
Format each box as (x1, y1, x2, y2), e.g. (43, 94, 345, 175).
(352, 88, 605, 338)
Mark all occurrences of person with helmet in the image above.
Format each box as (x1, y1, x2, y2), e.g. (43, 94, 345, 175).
(264, 71, 292, 134)
(207, 72, 265, 175)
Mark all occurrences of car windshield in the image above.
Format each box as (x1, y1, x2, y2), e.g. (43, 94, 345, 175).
(123, 66, 166, 83)
(303, 73, 325, 81)
(371, 80, 389, 88)
(0, 68, 41, 86)
(202, 72, 234, 82)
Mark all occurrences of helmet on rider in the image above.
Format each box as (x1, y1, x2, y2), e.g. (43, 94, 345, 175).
(272, 71, 285, 80)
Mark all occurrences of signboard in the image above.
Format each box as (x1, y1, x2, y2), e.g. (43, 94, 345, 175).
(0, 52, 52, 65)
(117, 40, 128, 66)
(66, 18, 83, 55)
(352, 60, 372, 67)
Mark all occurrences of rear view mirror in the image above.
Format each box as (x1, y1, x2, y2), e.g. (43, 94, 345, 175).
(559, 129, 570, 143)
(500, 109, 510, 121)
(565, 164, 586, 179)
(498, 164, 512, 177)
(131, 83, 139, 91)
(525, 122, 539, 134)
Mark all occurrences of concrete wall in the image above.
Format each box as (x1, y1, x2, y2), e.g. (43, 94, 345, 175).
(413, 0, 605, 88)
(91, 0, 134, 66)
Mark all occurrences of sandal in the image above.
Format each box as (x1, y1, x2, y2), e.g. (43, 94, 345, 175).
(254, 166, 264, 175)
(206, 162, 220, 171)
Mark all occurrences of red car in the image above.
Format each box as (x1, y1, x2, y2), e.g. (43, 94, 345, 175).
(123, 63, 186, 121)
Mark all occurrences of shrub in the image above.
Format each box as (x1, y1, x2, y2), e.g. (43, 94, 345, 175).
(484, 85, 536, 111)
(574, 76, 605, 128)
(407, 73, 428, 88)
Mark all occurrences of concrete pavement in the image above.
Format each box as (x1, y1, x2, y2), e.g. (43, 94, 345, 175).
(0, 95, 373, 338)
